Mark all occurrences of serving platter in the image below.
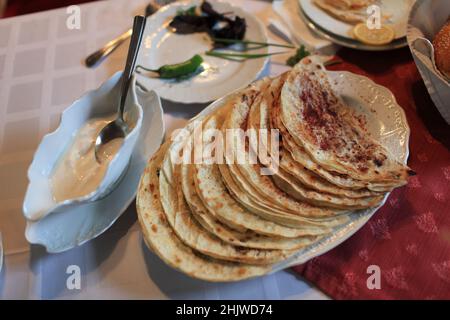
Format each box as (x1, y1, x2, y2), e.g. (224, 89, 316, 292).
(181, 69, 409, 273)
(136, 0, 269, 104)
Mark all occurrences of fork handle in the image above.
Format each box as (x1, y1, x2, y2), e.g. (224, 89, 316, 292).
(85, 29, 133, 68)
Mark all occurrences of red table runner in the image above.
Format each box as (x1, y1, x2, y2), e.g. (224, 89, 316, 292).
(1, 0, 96, 18)
(293, 47, 450, 300)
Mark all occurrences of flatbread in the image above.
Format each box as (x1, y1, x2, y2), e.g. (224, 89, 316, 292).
(182, 163, 320, 250)
(278, 149, 378, 198)
(272, 167, 383, 209)
(312, 0, 368, 24)
(223, 74, 377, 213)
(219, 160, 335, 230)
(194, 96, 328, 238)
(248, 79, 380, 198)
(158, 132, 294, 264)
(136, 143, 270, 281)
(280, 56, 411, 186)
(268, 94, 385, 209)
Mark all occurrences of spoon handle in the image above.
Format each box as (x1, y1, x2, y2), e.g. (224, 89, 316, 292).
(119, 15, 147, 121)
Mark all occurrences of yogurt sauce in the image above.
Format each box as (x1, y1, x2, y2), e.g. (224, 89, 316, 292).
(51, 116, 123, 203)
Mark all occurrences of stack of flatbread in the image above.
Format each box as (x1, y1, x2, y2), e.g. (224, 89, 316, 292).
(312, 0, 377, 24)
(136, 56, 412, 281)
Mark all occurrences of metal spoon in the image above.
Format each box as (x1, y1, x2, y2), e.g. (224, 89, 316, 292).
(94, 15, 146, 163)
(85, 4, 157, 68)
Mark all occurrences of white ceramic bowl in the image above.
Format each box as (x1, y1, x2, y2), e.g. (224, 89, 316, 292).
(23, 72, 143, 221)
(24, 88, 165, 253)
(407, 0, 450, 124)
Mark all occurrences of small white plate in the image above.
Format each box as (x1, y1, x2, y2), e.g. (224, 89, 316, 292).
(299, 0, 412, 41)
(25, 89, 164, 253)
(298, 2, 408, 51)
(188, 68, 409, 273)
(136, 0, 269, 104)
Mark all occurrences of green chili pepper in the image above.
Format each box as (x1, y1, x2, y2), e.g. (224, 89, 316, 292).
(158, 54, 203, 78)
(137, 54, 204, 79)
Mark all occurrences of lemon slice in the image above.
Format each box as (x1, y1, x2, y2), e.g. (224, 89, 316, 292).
(353, 23, 395, 46)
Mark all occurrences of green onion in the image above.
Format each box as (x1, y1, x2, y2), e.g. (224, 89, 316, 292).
(241, 44, 271, 51)
(205, 51, 288, 60)
(212, 37, 296, 49)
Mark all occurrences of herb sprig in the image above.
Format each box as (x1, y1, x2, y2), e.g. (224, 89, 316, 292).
(286, 45, 311, 67)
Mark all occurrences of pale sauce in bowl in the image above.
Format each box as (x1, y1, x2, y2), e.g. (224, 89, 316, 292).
(50, 116, 123, 203)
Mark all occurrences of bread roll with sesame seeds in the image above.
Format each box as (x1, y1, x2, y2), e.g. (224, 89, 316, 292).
(433, 20, 450, 79)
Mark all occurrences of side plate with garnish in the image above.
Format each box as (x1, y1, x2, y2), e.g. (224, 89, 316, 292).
(298, 0, 412, 51)
(136, 0, 269, 104)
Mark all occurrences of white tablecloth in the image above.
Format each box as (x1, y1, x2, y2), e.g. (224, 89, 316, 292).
(0, 0, 327, 299)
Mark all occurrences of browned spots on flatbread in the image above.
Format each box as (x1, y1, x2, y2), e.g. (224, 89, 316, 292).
(151, 224, 158, 233)
(214, 202, 224, 209)
(238, 268, 247, 276)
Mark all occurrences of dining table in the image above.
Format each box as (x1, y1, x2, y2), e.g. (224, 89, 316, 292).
(0, 0, 449, 300)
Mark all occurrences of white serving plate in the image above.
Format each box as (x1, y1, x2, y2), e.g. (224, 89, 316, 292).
(24, 86, 165, 253)
(407, 0, 450, 125)
(299, 0, 412, 40)
(136, 0, 269, 104)
(23, 73, 143, 221)
(298, 0, 408, 51)
(185, 68, 409, 273)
